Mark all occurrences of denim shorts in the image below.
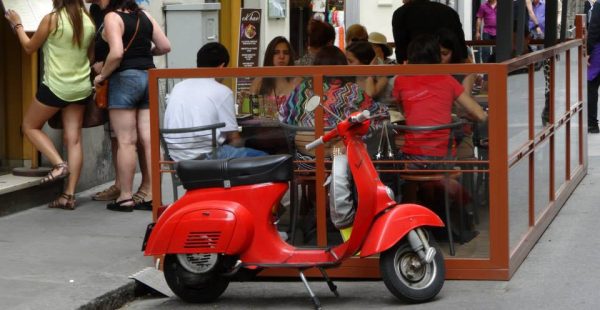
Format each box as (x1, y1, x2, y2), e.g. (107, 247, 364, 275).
(108, 69, 149, 109)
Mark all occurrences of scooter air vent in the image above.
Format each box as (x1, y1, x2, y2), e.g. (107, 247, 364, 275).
(184, 231, 221, 249)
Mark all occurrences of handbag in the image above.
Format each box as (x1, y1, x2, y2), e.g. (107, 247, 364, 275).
(95, 81, 109, 109)
(48, 97, 108, 129)
(94, 16, 140, 109)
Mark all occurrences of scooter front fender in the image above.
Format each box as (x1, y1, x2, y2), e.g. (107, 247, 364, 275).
(144, 200, 254, 256)
(360, 203, 444, 258)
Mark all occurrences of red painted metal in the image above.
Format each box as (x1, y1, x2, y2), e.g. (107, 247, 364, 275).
(360, 203, 444, 257)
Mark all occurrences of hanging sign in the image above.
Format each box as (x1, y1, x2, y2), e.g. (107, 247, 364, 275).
(236, 8, 262, 96)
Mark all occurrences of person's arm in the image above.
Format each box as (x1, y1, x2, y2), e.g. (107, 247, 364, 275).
(456, 92, 487, 122)
(225, 131, 244, 147)
(144, 11, 171, 56)
(461, 74, 476, 96)
(475, 17, 483, 40)
(364, 76, 388, 98)
(525, 0, 543, 35)
(249, 77, 262, 95)
(94, 12, 124, 86)
(5, 10, 53, 55)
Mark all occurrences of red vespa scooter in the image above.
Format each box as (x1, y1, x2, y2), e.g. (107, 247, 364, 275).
(143, 98, 446, 308)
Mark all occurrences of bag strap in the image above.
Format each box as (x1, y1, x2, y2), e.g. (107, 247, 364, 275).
(124, 15, 140, 52)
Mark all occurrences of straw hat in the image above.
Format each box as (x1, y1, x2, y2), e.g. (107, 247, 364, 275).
(368, 32, 392, 57)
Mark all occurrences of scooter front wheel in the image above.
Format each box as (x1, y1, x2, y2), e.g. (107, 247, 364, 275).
(163, 254, 231, 303)
(380, 234, 445, 303)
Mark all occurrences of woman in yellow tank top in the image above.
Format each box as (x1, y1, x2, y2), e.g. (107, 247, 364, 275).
(5, 0, 95, 210)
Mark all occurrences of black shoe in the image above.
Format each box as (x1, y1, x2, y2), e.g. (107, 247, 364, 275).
(589, 125, 600, 134)
(133, 200, 153, 211)
(107, 199, 135, 212)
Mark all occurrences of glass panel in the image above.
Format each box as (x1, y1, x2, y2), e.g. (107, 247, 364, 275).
(570, 110, 582, 172)
(534, 58, 548, 133)
(534, 141, 550, 222)
(569, 47, 581, 109)
(554, 52, 568, 121)
(509, 157, 530, 252)
(554, 125, 567, 196)
(507, 70, 531, 155)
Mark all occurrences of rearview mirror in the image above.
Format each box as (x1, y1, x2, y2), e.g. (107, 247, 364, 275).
(305, 95, 321, 112)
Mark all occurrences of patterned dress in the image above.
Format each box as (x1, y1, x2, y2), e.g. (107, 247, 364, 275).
(279, 78, 387, 127)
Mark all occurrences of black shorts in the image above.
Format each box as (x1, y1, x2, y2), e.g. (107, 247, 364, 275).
(36, 83, 91, 108)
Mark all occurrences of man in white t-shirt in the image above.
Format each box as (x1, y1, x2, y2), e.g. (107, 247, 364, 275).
(164, 43, 266, 161)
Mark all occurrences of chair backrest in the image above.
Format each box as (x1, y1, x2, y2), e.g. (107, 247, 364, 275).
(159, 122, 227, 161)
(391, 121, 465, 162)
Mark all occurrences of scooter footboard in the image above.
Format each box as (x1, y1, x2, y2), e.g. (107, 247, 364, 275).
(360, 203, 444, 257)
(144, 201, 254, 256)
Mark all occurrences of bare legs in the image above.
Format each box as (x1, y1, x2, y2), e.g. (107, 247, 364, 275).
(22, 99, 63, 166)
(22, 98, 84, 205)
(136, 109, 152, 201)
(109, 108, 152, 205)
(60, 103, 85, 196)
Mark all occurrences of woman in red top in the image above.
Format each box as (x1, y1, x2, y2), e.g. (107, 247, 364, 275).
(393, 34, 487, 165)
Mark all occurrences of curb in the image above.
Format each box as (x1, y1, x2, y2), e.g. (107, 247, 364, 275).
(77, 281, 138, 310)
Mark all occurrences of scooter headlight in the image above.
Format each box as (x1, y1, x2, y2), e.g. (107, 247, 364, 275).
(385, 186, 395, 201)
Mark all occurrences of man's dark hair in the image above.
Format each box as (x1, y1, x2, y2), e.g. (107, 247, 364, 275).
(196, 42, 230, 68)
(407, 34, 441, 64)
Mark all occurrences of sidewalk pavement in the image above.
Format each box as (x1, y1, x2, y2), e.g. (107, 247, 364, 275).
(0, 181, 154, 310)
(2, 135, 600, 310)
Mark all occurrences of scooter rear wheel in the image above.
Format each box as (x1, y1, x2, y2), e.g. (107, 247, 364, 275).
(163, 254, 230, 303)
(380, 234, 445, 303)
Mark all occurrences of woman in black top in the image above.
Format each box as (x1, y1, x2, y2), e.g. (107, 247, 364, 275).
(93, 0, 170, 211)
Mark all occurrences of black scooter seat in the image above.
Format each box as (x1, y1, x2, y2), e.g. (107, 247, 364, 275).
(177, 154, 293, 190)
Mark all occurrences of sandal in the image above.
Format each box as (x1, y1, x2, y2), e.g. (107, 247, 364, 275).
(48, 193, 76, 210)
(133, 190, 152, 211)
(92, 185, 121, 201)
(107, 199, 135, 212)
(40, 162, 70, 185)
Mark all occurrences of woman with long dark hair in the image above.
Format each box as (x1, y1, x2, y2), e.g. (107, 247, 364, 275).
(249, 36, 297, 109)
(93, 0, 170, 211)
(5, 0, 95, 210)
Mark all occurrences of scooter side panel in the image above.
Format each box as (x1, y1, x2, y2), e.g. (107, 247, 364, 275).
(359, 203, 444, 257)
(144, 201, 254, 255)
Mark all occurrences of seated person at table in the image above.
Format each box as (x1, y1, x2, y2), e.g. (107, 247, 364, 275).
(393, 34, 487, 241)
(279, 45, 388, 164)
(249, 36, 298, 109)
(393, 34, 487, 166)
(279, 45, 388, 242)
(164, 43, 266, 161)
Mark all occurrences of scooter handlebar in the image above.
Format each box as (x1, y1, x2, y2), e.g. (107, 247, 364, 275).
(350, 110, 371, 124)
(305, 136, 324, 151)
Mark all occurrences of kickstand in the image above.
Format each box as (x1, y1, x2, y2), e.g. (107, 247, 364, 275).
(318, 267, 339, 297)
(299, 270, 322, 310)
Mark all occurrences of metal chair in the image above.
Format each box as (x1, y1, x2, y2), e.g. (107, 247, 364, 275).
(158, 122, 226, 200)
(392, 121, 465, 256)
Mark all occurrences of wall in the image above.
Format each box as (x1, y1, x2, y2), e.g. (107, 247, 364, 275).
(358, 0, 401, 45)
(244, 0, 290, 65)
